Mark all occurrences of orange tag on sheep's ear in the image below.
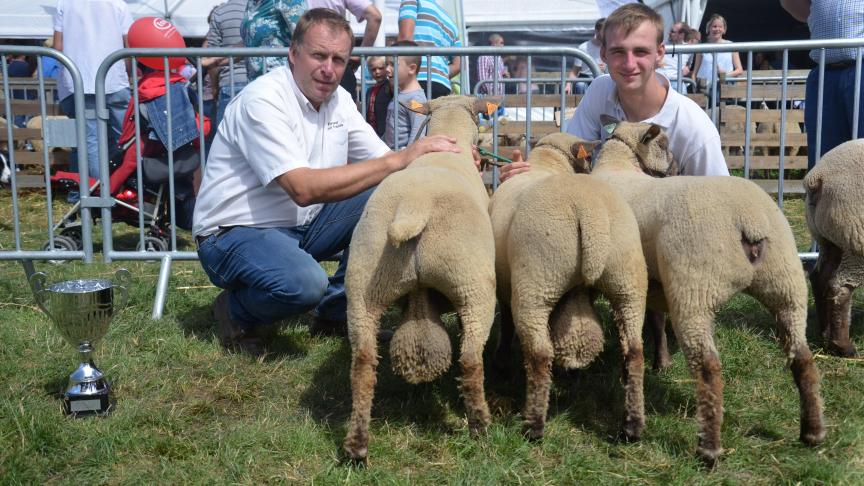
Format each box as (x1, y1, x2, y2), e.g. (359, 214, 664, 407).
(485, 102, 499, 116)
(576, 144, 589, 159)
(410, 100, 424, 110)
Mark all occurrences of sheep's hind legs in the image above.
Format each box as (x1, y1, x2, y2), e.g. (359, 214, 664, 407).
(773, 308, 827, 446)
(343, 309, 384, 463)
(456, 301, 495, 436)
(810, 240, 857, 357)
(647, 310, 672, 371)
(610, 297, 646, 441)
(492, 305, 516, 374)
(514, 307, 554, 440)
(673, 313, 724, 466)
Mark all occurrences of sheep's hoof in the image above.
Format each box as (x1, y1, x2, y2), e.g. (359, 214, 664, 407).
(827, 341, 858, 358)
(522, 422, 545, 442)
(468, 421, 489, 438)
(696, 446, 722, 468)
(652, 353, 673, 372)
(800, 423, 827, 446)
(621, 417, 645, 442)
(342, 442, 369, 464)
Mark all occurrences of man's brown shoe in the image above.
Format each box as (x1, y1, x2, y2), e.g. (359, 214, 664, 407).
(213, 290, 266, 356)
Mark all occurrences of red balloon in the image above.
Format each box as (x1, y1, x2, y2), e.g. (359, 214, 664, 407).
(127, 17, 187, 70)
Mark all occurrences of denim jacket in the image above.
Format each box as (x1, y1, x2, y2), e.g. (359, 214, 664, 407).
(143, 82, 200, 152)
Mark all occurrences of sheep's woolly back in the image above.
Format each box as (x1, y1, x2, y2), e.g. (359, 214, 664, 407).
(805, 139, 864, 255)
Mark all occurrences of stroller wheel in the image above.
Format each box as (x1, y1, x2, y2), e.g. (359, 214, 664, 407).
(137, 235, 168, 252)
(41, 235, 79, 264)
(59, 227, 83, 248)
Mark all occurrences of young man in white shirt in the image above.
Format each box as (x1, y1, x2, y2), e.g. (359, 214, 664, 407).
(194, 9, 462, 354)
(501, 3, 727, 181)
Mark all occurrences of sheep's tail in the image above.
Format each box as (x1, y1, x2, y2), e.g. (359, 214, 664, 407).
(570, 195, 611, 284)
(737, 212, 771, 266)
(388, 195, 430, 247)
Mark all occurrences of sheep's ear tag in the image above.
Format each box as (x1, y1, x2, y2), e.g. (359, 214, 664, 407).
(485, 101, 499, 116)
(600, 114, 619, 135)
(576, 144, 589, 159)
(403, 99, 429, 115)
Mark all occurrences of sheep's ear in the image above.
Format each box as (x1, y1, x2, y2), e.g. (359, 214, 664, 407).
(474, 97, 502, 116)
(639, 124, 663, 145)
(600, 114, 620, 135)
(804, 175, 822, 207)
(402, 99, 430, 115)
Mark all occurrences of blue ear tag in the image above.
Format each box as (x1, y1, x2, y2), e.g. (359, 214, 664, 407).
(603, 122, 617, 135)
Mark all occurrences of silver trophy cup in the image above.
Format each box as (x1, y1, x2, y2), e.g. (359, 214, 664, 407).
(30, 269, 130, 415)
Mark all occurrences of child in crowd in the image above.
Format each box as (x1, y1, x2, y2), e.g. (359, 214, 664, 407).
(384, 41, 427, 150)
(364, 55, 393, 138)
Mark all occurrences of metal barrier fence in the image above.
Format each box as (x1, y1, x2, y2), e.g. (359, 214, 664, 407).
(90, 46, 599, 317)
(0, 45, 92, 283)
(7, 40, 864, 316)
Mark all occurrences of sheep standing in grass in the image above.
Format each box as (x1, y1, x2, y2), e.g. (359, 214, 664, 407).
(343, 96, 498, 462)
(804, 139, 864, 357)
(489, 132, 648, 441)
(591, 119, 825, 464)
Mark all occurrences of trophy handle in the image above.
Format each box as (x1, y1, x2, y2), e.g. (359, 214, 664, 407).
(112, 268, 131, 310)
(29, 272, 54, 320)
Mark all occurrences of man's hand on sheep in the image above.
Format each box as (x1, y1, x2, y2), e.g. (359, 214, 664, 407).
(401, 135, 462, 169)
(498, 149, 530, 183)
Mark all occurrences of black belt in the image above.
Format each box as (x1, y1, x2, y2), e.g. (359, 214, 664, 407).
(196, 226, 235, 247)
(825, 60, 856, 70)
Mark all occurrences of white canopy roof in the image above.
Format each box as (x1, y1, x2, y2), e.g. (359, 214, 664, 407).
(0, 0, 704, 41)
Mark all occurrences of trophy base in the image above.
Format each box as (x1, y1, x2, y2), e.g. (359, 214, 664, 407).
(63, 392, 112, 416)
(63, 375, 113, 416)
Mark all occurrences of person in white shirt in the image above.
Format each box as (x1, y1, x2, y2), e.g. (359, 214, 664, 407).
(567, 17, 606, 94)
(194, 9, 462, 354)
(53, 0, 133, 193)
(501, 3, 728, 181)
(657, 21, 692, 92)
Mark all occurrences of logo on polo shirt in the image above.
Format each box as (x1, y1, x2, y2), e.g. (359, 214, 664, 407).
(326, 120, 344, 130)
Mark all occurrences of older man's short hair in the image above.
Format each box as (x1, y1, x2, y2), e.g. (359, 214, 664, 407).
(292, 8, 354, 51)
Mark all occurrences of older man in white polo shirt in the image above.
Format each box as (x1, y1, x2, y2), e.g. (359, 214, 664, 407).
(193, 8, 461, 354)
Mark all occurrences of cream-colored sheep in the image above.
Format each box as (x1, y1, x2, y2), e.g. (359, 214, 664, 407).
(591, 120, 826, 464)
(343, 96, 498, 462)
(489, 132, 648, 441)
(804, 139, 864, 357)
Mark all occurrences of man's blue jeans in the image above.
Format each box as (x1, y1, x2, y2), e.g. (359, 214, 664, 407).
(805, 65, 864, 169)
(215, 83, 247, 130)
(197, 187, 374, 330)
(59, 89, 131, 182)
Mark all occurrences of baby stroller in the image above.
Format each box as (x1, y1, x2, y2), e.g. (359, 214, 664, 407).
(45, 70, 210, 253)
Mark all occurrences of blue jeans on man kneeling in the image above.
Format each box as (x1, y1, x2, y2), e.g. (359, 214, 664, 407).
(196, 186, 374, 331)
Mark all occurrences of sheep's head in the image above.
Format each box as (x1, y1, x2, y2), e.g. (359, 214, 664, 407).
(532, 132, 599, 174)
(404, 95, 502, 144)
(599, 116, 677, 177)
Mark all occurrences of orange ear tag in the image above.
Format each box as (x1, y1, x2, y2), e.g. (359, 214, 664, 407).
(485, 102, 499, 116)
(410, 100, 424, 111)
(577, 144, 589, 159)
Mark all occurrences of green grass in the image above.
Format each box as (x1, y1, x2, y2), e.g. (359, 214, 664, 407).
(2, 191, 863, 484)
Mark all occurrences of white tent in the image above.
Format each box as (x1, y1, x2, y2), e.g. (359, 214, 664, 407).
(0, 0, 705, 41)
(0, 0, 223, 40)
